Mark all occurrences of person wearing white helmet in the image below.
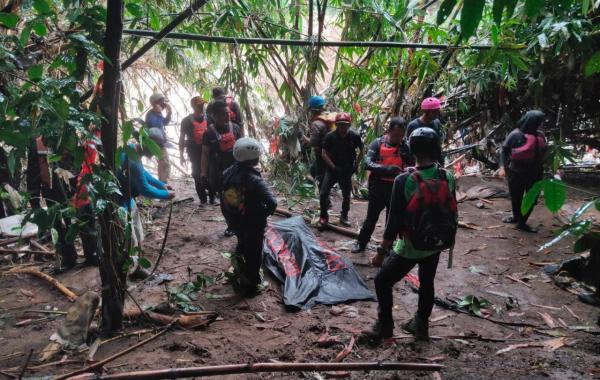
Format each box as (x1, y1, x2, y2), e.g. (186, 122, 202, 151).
(145, 93, 172, 182)
(220, 137, 277, 297)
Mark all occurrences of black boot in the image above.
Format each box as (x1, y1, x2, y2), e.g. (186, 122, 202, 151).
(351, 241, 366, 253)
(402, 314, 429, 341)
(359, 319, 394, 346)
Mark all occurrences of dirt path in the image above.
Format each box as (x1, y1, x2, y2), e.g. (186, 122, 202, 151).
(0, 176, 598, 379)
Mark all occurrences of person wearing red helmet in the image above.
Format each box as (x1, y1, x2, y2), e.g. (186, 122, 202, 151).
(319, 112, 364, 227)
(406, 97, 445, 163)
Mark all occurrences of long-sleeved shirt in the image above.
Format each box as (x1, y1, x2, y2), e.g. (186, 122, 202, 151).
(206, 96, 244, 128)
(383, 164, 456, 259)
(364, 136, 413, 182)
(221, 162, 277, 230)
(500, 128, 546, 174)
(120, 151, 170, 208)
(145, 110, 170, 147)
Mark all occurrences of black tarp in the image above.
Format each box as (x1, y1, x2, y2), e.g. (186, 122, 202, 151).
(263, 216, 374, 309)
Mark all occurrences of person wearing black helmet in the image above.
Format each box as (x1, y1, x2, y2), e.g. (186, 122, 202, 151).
(499, 110, 546, 233)
(362, 127, 458, 343)
(319, 112, 364, 227)
(351, 117, 413, 253)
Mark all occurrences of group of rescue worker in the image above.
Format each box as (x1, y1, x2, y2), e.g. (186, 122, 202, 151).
(27, 83, 551, 343)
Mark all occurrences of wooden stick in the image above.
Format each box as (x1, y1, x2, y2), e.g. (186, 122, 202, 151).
(71, 361, 444, 380)
(0, 237, 24, 247)
(274, 208, 359, 239)
(0, 248, 54, 256)
(123, 309, 217, 329)
(53, 323, 174, 380)
(505, 274, 532, 288)
(17, 349, 33, 380)
(7, 268, 77, 301)
(29, 240, 51, 253)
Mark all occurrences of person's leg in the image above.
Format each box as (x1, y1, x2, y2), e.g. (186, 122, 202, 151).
(416, 253, 441, 320)
(157, 147, 171, 182)
(319, 170, 335, 220)
(315, 156, 326, 190)
(339, 172, 352, 221)
(374, 253, 417, 336)
(356, 181, 387, 249)
(507, 170, 525, 223)
(242, 227, 265, 288)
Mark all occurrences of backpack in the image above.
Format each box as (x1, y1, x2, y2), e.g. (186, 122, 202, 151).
(511, 132, 545, 163)
(221, 171, 246, 219)
(313, 112, 337, 132)
(404, 169, 458, 251)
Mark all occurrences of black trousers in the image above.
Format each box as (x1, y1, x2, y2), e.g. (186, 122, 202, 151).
(310, 156, 326, 189)
(235, 226, 265, 286)
(190, 149, 215, 203)
(357, 179, 394, 246)
(507, 169, 542, 225)
(375, 252, 440, 324)
(77, 204, 102, 262)
(319, 169, 352, 219)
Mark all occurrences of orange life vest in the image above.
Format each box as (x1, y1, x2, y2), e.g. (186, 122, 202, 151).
(217, 124, 236, 153)
(378, 137, 404, 182)
(192, 118, 208, 145)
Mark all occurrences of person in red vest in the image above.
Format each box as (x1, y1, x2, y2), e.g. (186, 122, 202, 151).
(206, 87, 244, 133)
(352, 117, 413, 253)
(179, 96, 216, 205)
(201, 99, 242, 236)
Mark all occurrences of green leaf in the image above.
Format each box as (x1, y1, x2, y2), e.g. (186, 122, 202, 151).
(542, 179, 566, 213)
(571, 200, 594, 222)
(459, 0, 485, 41)
(126, 2, 144, 18)
(27, 64, 44, 81)
(32, 21, 47, 36)
(117, 206, 128, 224)
(0, 13, 19, 28)
(492, 0, 506, 25)
(584, 51, 600, 77)
(7, 154, 16, 177)
(33, 0, 52, 14)
(122, 120, 133, 143)
(524, 0, 544, 17)
(141, 134, 162, 158)
(582, 0, 590, 14)
(148, 8, 160, 30)
(436, 0, 457, 25)
(521, 180, 544, 216)
(595, 199, 600, 211)
(491, 24, 500, 46)
(50, 227, 59, 245)
(19, 25, 31, 47)
(573, 237, 589, 253)
(138, 257, 152, 268)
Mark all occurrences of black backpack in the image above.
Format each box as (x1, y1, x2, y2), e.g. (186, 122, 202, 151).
(403, 169, 458, 251)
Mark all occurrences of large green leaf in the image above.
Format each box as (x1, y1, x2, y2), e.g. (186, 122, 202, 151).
(584, 51, 600, 77)
(521, 179, 543, 216)
(0, 13, 19, 28)
(33, 0, 52, 15)
(459, 0, 485, 41)
(437, 0, 457, 25)
(542, 179, 566, 213)
(524, 0, 544, 17)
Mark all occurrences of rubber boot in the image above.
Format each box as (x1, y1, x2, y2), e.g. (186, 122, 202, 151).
(359, 319, 394, 346)
(351, 241, 366, 253)
(402, 314, 429, 341)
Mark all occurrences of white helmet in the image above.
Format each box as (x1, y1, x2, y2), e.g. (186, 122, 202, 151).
(233, 137, 262, 162)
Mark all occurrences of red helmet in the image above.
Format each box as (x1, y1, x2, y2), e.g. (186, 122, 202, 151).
(335, 112, 352, 124)
(421, 97, 442, 110)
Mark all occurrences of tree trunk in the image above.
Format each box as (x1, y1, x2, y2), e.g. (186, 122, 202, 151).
(99, 0, 126, 334)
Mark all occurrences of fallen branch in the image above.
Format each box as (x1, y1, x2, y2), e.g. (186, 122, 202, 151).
(6, 268, 77, 301)
(333, 336, 355, 362)
(458, 221, 483, 231)
(29, 240, 51, 253)
(0, 248, 54, 256)
(505, 274, 532, 288)
(148, 201, 173, 278)
(70, 361, 443, 379)
(16, 349, 33, 380)
(54, 323, 174, 380)
(273, 208, 358, 239)
(123, 308, 217, 329)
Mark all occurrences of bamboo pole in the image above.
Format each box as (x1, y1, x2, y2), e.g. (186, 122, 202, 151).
(71, 361, 443, 379)
(122, 29, 510, 50)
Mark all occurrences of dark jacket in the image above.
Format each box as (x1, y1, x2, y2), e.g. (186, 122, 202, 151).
(364, 136, 413, 182)
(500, 110, 546, 173)
(206, 96, 244, 127)
(221, 163, 277, 230)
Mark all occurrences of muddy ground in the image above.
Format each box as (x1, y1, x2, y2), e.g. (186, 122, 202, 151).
(0, 175, 599, 379)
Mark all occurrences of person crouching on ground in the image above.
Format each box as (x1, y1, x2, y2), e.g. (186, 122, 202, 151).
(119, 142, 175, 280)
(499, 110, 546, 233)
(364, 127, 458, 343)
(352, 117, 413, 253)
(200, 99, 242, 237)
(179, 96, 216, 205)
(319, 112, 364, 227)
(221, 138, 277, 297)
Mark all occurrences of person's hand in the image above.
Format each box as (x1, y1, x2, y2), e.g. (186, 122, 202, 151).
(167, 190, 176, 199)
(498, 167, 506, 178)
(371, 246, 387, 267)
(165, 184, 174, 191)
(163, 102, 172, 113)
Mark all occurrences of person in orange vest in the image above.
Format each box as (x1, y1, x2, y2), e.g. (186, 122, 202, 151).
(352, 117, 413, 253)
(206, 87, 244, 133)
(306, 95, 334, 188)
(179, 96, 216, 205)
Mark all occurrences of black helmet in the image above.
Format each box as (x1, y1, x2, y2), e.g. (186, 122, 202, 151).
(409, 127, 440, 156)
